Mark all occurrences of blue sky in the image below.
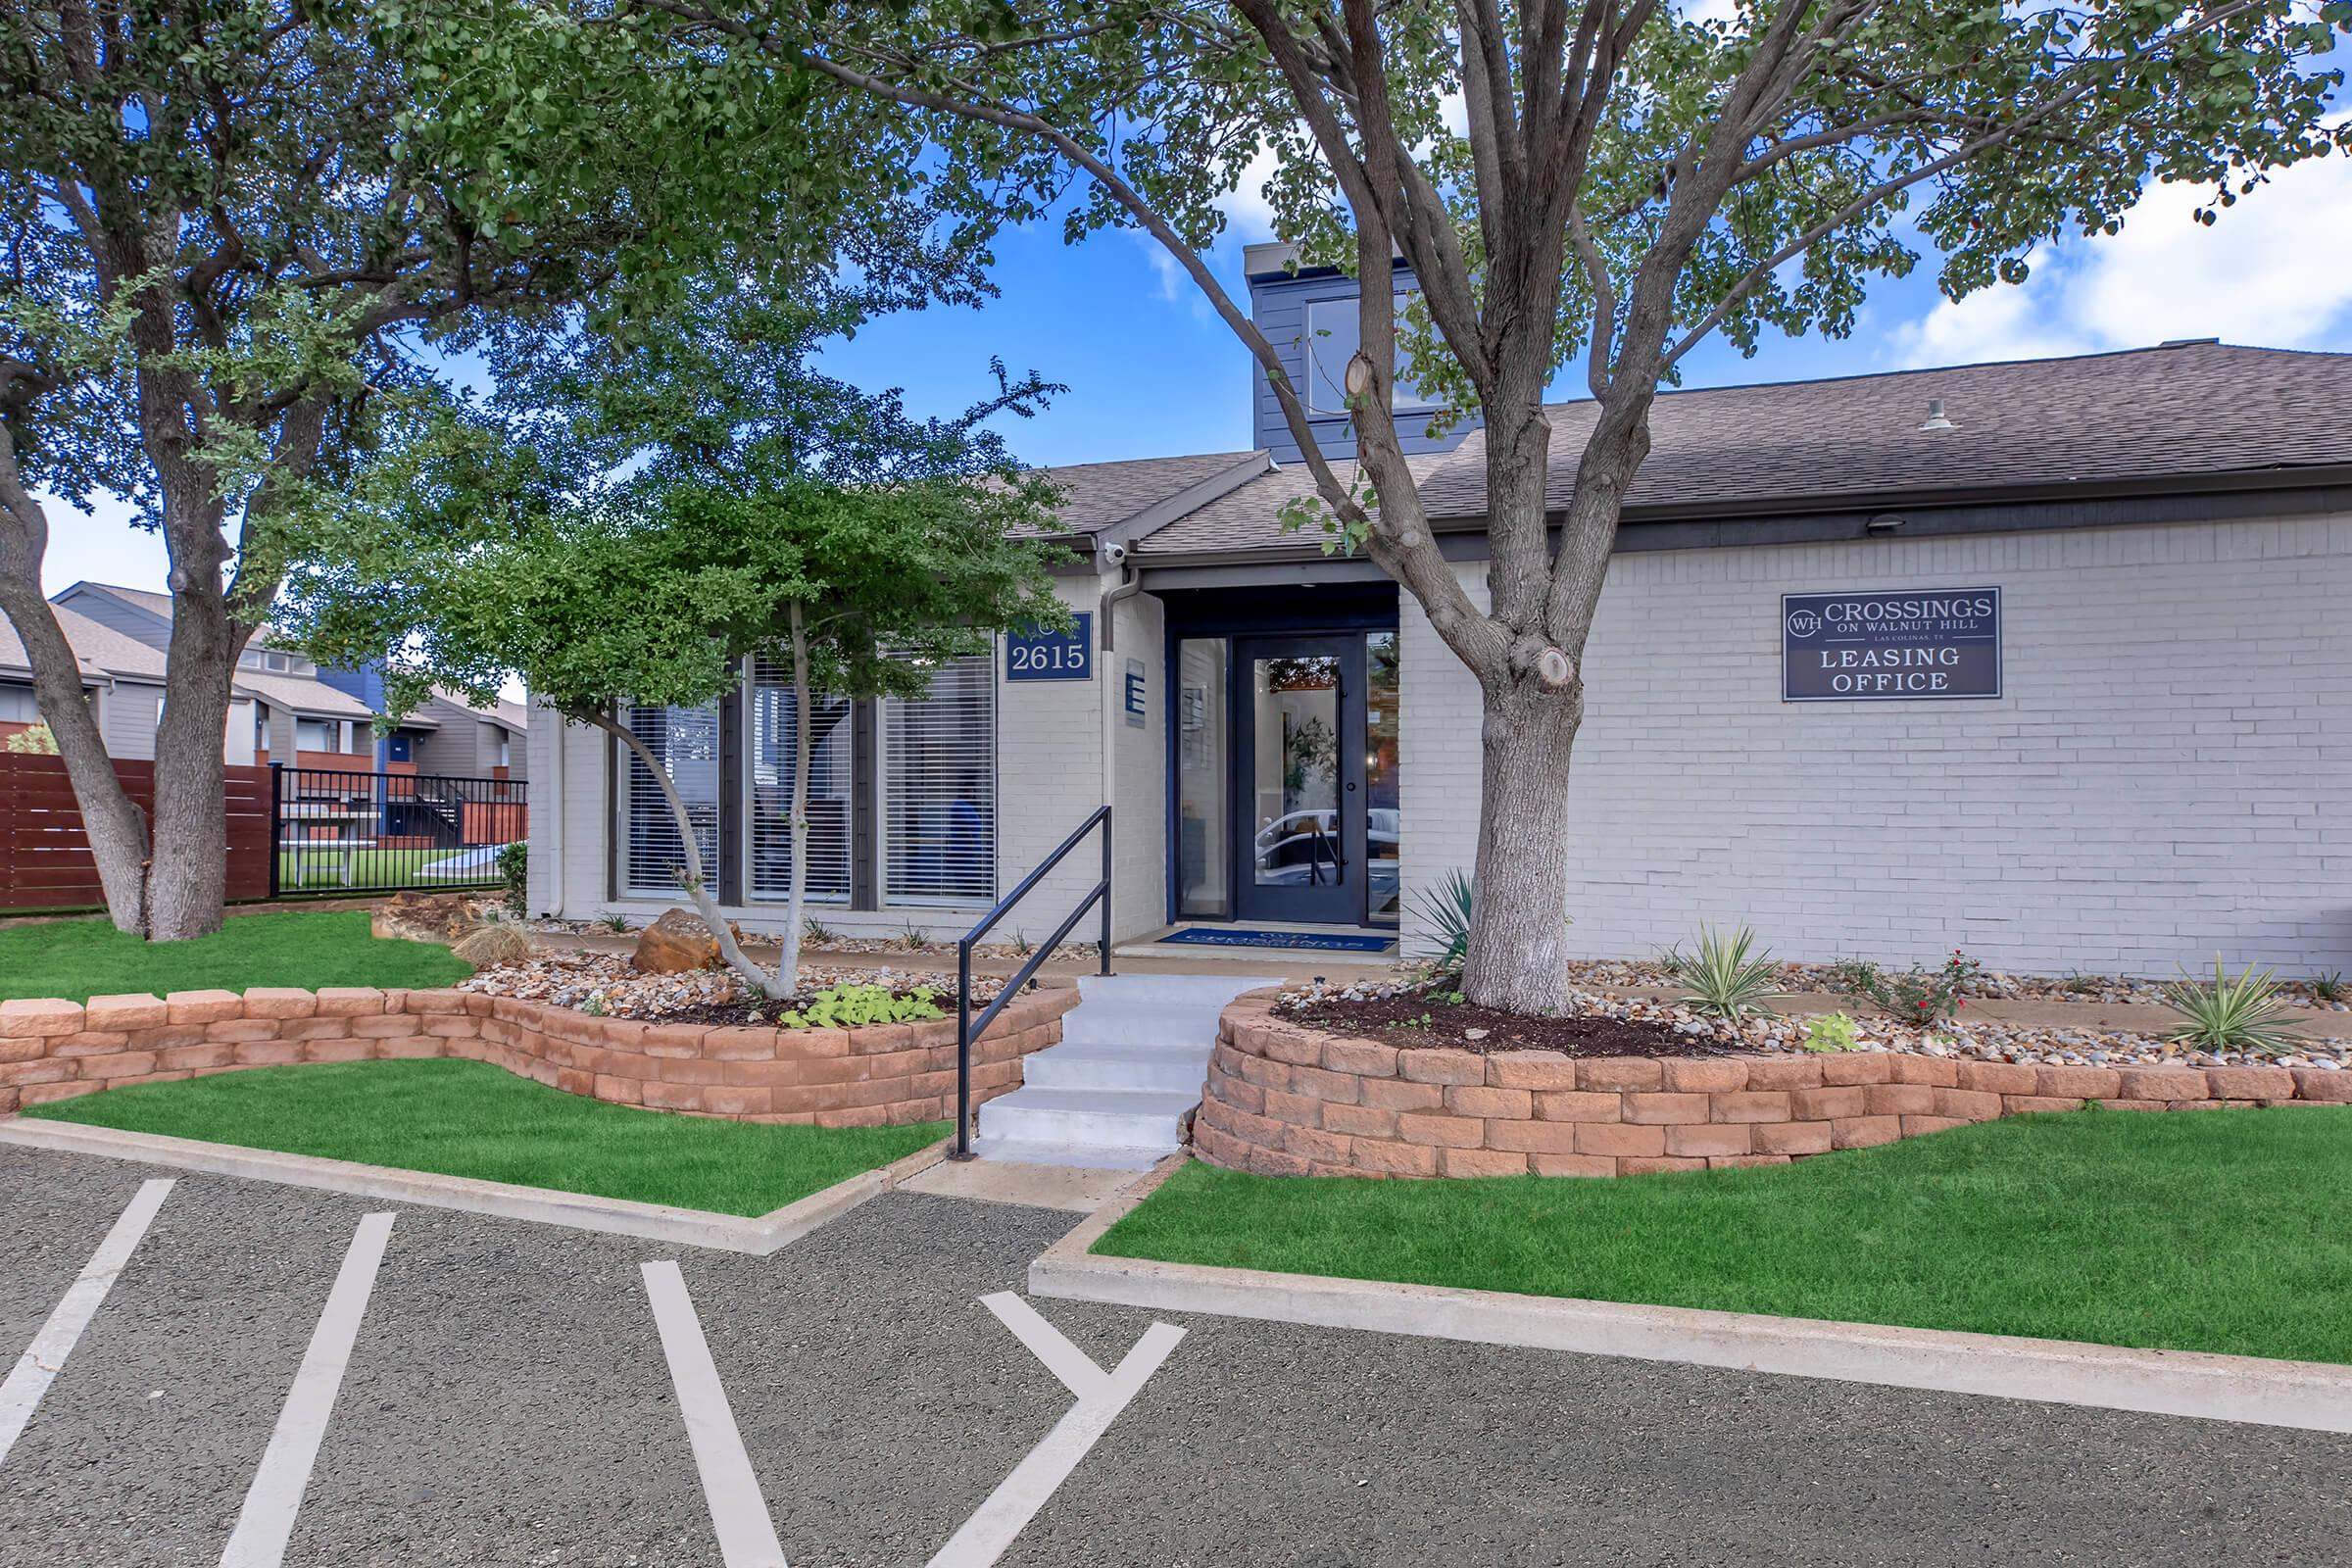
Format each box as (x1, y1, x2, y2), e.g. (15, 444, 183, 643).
(41, 135, 2352, 596)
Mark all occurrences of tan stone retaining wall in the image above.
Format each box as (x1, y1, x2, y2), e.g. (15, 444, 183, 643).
(0, 986, 1075, 1127)
(1197, 994, 2352, 1178)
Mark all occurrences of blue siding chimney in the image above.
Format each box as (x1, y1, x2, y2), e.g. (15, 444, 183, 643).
(1244, 244, 1479, 465)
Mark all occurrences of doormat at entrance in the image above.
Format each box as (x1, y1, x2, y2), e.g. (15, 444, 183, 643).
(1162, 927, 1397, 954)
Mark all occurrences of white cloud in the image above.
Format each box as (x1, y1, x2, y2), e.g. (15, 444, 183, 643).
(1886, 154, 2352, 368)
(1215, 142, 1282, 242)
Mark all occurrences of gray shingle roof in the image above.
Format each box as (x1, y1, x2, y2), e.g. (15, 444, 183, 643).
(0, 606, 168, 683)
(1022, 450, 1268, 535)
(1138, 451, 1463, 557)
(1135, 341, 2352, 558)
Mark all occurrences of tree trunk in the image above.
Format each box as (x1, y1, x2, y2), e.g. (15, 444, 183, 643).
(0, 586, 154, 933)
(774, 606, 812, 992)
(593, 710, 787, 1000)
(142, 584, 244, 941)
(0, 449, 155, 933)
(1460, 682, 1584, 1013)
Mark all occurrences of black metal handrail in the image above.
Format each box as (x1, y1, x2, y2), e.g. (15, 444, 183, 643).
(952, 806, 1112, 1159)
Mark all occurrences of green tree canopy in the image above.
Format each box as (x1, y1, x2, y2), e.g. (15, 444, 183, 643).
(0, 0, 993, 938)
(280, 297, 1070, 995)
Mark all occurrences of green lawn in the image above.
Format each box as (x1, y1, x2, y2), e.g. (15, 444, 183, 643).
(275, 848, 488, 891)
(1098, 1108, 2352, 1364)
(0, 909, 471, 1002)
(27, 1057, 947, 1216)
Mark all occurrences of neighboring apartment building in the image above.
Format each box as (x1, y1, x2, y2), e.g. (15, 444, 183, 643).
(0, 603, 173, 758)
(524, 252, 2352, 976)
(42, 582, 526, 782)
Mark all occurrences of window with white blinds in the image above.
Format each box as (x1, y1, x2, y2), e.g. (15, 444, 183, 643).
(881, 654, 996, 906)
(621, 704, 720, 897)
(747, 658, 855, 904)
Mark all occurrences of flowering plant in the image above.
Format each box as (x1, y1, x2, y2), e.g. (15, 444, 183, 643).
(1838, 949, 1983, 1029)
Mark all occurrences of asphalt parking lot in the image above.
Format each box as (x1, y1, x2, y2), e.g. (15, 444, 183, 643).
(4, 1142, 2348, 1567)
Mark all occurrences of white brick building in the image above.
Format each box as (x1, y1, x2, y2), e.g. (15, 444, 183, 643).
(530, 258, 2352, 978)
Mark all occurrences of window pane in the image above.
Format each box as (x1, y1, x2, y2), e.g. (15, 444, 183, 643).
(882, 654, 995, 906)
(622, 703, 719, 898)
(747, 659, 854, 904)
(0, 684, 40, 724)
(1304, 294, 1433, 416)
(1176, 639, 1229, 916)
(1250, 655, 1342, 889)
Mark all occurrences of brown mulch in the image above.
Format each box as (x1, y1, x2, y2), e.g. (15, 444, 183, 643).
(1286, 996, 1724, 1057)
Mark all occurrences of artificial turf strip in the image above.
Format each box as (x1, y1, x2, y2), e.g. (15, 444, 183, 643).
(26, 1058, 949, 1217)
(1095, 1107, 2352, 1365)
(0, 909, 471, 1003)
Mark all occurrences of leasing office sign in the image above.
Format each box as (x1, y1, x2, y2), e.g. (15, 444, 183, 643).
(1782, 588, 2001, 701)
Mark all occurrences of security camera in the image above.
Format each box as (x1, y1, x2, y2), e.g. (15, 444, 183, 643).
(1100, 540, 1129, 566)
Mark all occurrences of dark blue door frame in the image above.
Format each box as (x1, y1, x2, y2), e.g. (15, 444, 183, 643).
(1229, 634, 1367, 926)
(1159, 585, 1400, 930)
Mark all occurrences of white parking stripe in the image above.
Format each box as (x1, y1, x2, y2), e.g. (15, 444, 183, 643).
(980, 1292, 1109, 1399)
(927, 1309, 1185, 1568)
(0, 1177, 174, 1468)
(219, 1211, 396, 1568)
(641, 1261, 790, 1568)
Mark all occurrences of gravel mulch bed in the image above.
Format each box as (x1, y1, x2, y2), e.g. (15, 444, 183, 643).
(1557, 956, 2352, 1011)
(518, 912, 1096, 966)
(1277, 978, 2352, 1069)
(456, 952, 1015, 1025)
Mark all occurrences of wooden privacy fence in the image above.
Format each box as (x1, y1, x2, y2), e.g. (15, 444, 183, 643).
(0, 754, 272, 911)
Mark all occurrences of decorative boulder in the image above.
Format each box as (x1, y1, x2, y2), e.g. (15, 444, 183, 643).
(371, 891, 472, 945)
(631, 907, 744, 973)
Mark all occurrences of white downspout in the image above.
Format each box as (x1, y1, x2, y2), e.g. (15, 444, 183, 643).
(540, 696, 564, 919)
(1097, 562, 1129, 946)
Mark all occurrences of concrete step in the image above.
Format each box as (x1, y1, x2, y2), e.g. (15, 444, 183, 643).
(964, 1136, 1167, 1172)
(1075, 973, 1279, 1007)
(1058, 1005, 1235, 1050)
(1023, 1046, 1213, 1094)
(977, 1086, 1200, 1152)
(971, 973, 1269, 1166)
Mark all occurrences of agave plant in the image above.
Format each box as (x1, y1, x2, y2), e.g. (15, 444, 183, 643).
(1411, 868, 1477, 971)
(1664, 924, 1787, 1021)
(2164, 956, 2301, 1054)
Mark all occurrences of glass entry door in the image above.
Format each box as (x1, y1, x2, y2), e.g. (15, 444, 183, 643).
(1233, 635, 1367, 925)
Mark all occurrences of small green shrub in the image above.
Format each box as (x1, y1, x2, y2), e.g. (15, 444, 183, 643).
(496, 842, 528, 916)
(1663, 925, 1786, 1021)
(2164, 956, 2301, 1054)
(601, 912, 629, 933)
(1799, 1012, 1861, 1053)
(779, 983, 946, 1031)
(2312, 970, 2346, 1004)
(1411, 868, 1477, 971)
(899, 921, 932, 951)
(803, 917, 837, 946)
(1008, 932, 1035, 957)
(1837, 949, 1983, 1028)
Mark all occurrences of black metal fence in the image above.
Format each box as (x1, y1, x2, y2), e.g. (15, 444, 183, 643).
(269, 762, 527, 898)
